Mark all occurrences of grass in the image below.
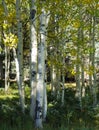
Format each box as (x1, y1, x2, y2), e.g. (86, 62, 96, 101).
(0, 123, 98, 130)
(0, 84, 99, 130)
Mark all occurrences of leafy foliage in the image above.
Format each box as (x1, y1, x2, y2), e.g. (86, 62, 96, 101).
(3, 33, 18, 48)
(47, 87, 98, 128)
(0, 0, 99, 129)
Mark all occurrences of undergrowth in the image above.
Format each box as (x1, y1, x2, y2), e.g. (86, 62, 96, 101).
(0, 85, 99, 130)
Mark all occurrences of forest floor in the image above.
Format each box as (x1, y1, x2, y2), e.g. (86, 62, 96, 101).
(0, 83, 99, 130)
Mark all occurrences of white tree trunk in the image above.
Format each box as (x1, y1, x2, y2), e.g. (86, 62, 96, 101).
(16, 0, 25, 113)
(0, 31, 4, 80)
(43, 38, 47, 121)
(80, 27, 85, 97)
(30, 0, 38, 119)
(43, 85, 47, 121)
(2, 0, 10, 92)
(13, 48, 19, 79)
(5, 46, 10, 92)
(81, 56, 85, 97)
(42, 12, 50, 121)
(56, 70, 61, 100)
(91, 16, 97, 106)
(75, 28, 82, 109)
(51, 65, 57, 94)
(35, 9, 46, 128)
(89, 20, 93, 93)
(61, 73, 65, 106)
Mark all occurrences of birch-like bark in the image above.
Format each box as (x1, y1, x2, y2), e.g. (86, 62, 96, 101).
(80, 27, 85, 97)
(30, 0, 37, 119)
(56, 69, 61, 100)
(35, 9, 46, 128)
(75, 28, 82, 110)
(5, 47, 10, 92)
(91, 16, 97, 106)
(43, 76, 47, 121)
(61, 54, 65, 105)
(13, 48, 19, 81)
(75, 45, 82, 108)
(16, 0, 25, 113)
(5, 46, 8, 92)
(0, 26, 4, 81)
(0, 55, 4, 80)
(61, 72, 65, 106)
(51, 65, 57, 95)
(42, 15, 48, 121)
(42, 12, 50, 120)
(81, 56, 85, 97)
(89, 58, 93, 92)
(89, 17, 93, 93)
(2, 0, 10, 92)
(75, 5, 84, 109)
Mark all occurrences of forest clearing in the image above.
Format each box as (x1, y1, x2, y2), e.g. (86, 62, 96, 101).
(0, 0, 99, 130)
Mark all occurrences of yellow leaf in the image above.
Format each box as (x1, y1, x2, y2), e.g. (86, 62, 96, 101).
(3, 33, 18, 48)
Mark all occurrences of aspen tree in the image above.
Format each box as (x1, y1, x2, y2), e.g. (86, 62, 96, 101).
(35, 8, 46, 128)
(91, 16, 97, 106)
(89, 16, 93, 93)
(75, 31, 82, 109)
(88, 12, 97, 106)
(42, 11, 50, 121)
(30, 0, 38, 119)
(75, 4, 83, 109)
(2, 0, 10, 92)
(61, 74, 65, 105)
(16, 0, 25, 113)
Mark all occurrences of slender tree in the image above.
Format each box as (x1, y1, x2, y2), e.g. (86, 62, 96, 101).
(30, 0, 38, 119)
(16, 0, 25, 113)
(2, 0, 10, 92)
(42, 11, 50, 121)
(35, 8, 46, 128)
(91, 16, 97, 106)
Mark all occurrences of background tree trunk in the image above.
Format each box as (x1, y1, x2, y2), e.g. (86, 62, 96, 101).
(91, 16, 97, 106)
(2, 0, 10, 92)
(16, 0, 25, 114)
(75, 28, 82, 110)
